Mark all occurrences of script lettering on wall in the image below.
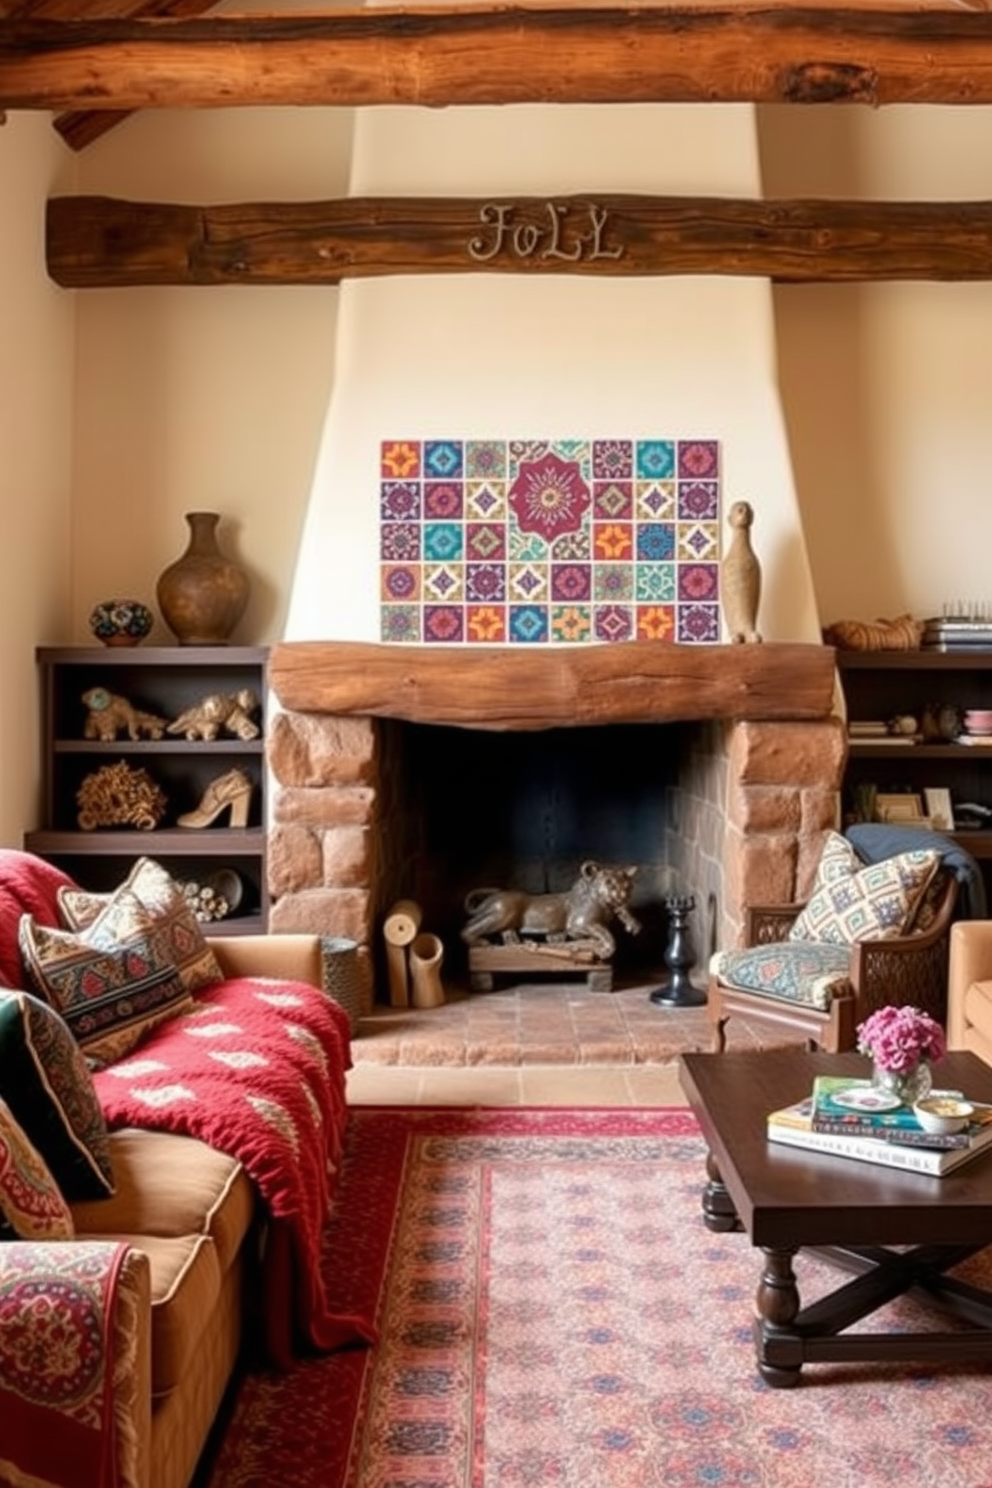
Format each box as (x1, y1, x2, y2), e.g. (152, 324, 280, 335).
(468, 202, 623, 264)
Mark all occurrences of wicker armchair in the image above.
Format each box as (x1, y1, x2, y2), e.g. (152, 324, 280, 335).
(707, 869, 959, 1054)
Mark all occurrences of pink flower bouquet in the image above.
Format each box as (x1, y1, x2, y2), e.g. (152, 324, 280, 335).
(856, 1005, 946, 1074)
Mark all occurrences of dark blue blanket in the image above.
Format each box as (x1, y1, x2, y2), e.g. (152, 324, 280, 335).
(846, 822, 987, 921)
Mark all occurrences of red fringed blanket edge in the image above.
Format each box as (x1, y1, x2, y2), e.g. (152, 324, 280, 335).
(0, 1240, 129, 1488)
(93, 977, 376, 1365)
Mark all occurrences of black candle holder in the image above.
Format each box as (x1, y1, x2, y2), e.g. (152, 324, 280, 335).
(649, 892, 706, 1007)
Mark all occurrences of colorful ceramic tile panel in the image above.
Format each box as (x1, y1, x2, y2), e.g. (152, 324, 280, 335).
(379, 438, 722, 644)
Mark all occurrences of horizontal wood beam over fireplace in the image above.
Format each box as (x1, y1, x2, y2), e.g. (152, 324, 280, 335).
(268, 641, 837, 731)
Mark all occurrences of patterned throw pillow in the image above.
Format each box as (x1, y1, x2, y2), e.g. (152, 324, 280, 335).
(58, 856, 223, 995)
(0, 989, 114, 1200)
(19, 887, 195, 1069)
(789, 839, 941, 946)
(0, 1094, 75, 1240)
(800, 831, 862, 891)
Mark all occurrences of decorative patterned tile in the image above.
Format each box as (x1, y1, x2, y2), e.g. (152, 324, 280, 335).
(380, 438, 723, 644)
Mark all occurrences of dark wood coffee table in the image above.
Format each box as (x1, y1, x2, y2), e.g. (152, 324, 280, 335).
(679, 1047, 992, 1386)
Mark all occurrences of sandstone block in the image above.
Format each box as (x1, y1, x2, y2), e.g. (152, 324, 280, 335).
(267, 710, 376, 787)
(267, 823, 322, 898)
(727, 832, 798, 914)
(728, 783, 802, 834)
(801, 789, 842, 835)
(269, 887, 372, 943)
(273, 784, 375, 828)
(729, 719, 846, 789)
(321, 825, 375, 888)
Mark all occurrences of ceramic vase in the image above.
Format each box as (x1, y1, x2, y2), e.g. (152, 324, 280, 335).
(156, 512, 250, 646)
(872, 1060, 933, 1107)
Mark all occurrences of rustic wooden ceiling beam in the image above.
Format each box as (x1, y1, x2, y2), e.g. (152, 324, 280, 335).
(9, 0, 225, 147)
(6, 5, 992, 119)
(46, 192, 992, 287)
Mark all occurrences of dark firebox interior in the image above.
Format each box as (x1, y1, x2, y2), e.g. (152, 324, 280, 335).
(389, 719, 698, 985)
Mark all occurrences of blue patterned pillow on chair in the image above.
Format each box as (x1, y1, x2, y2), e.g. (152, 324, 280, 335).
(789, 833, 940, 945)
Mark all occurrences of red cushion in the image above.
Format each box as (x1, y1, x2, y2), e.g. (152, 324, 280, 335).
(0, 851, 76, 989)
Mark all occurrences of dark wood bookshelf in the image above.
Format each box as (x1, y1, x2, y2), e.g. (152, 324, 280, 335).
(26, 646, 269, 935)
(838, 648, 992, 879)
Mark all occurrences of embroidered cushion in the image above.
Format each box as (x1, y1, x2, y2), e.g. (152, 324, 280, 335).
(0, 1094, 75, 1240)
(58, 856, 222, 995)
(788, 836, 941, 945)
(709, 942, 853, 1011)
(0, 989, 113, 1200)
(908, 871, 950, 933)
(19, 888, 195, 1070)
(801, 831, 862, 890)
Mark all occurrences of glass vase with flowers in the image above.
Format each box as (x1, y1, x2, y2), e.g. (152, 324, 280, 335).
(856, 1005, 947, 1107)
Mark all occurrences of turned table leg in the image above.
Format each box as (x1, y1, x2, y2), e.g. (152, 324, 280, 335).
(702, 1149, 741, 1233)
(754, 1246, 803, 1388)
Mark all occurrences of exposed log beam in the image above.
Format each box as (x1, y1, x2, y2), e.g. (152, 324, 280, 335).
(268, 640, 837, 731)
(21, 0, 225, 149)
(46, 193, 992, 287)
(6, 5, 992, 119)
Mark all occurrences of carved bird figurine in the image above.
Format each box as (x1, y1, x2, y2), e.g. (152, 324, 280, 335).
(721, 499, 762, 644)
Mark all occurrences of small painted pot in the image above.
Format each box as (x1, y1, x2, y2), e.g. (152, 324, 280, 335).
(88, 599, 154, 647)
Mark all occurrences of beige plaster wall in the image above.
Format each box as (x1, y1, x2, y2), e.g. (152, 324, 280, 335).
(69, 107, 354, 647)
(760, 104, 992, 630)
(288, 103, 821, 644)
(0, 114, 76, 846)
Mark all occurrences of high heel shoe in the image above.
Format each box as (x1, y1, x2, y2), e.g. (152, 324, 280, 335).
(177, 768, 252, 829)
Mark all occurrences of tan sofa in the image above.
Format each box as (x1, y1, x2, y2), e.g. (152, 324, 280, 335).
(0, 930, 327, 1488)
(947, 919, 992, 1067)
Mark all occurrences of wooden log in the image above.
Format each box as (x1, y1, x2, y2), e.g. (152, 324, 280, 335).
(267, 641, 837, 731)
(45, 193, 992, 287)
(383, 898, 423, 1007)
(409, 932, 446, 1009)
(6, 6, 992, 121)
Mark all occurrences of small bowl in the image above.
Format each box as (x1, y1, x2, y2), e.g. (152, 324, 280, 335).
(964, 710, 992, 729)
(89, 599, 154, 647)
(913, 1096, 975, 1135)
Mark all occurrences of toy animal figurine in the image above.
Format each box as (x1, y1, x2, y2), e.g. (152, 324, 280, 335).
(167, 688, 261, 742)
(81, 687, 169, 742)
(721, 499, 762, 644)
(461, 861, 640, 961)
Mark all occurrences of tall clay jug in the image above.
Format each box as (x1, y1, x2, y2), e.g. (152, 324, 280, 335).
(156, 512, 250, 646)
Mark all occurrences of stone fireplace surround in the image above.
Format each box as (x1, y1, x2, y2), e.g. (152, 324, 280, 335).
(264, 641, 844, 1009)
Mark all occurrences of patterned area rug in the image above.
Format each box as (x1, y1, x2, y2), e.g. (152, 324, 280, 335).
(203, 1108, 992, 1488)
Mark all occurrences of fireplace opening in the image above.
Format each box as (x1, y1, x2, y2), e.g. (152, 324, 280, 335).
(265, 641, 842, 1005)
(377, 717, 724, 989)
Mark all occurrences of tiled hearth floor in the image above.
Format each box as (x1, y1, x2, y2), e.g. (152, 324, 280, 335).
(345, 979, 800, 1108)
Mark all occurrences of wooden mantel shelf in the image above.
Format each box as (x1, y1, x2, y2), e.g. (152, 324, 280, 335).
(268, 640, 837, 731)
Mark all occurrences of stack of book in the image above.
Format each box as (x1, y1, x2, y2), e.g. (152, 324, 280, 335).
(922, 616, 992, 652)
(767, 1075, 992, 1177)
(847, 720, 915, 745)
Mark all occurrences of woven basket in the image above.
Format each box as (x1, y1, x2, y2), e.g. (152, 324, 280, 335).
(321, 937, 365, 1033)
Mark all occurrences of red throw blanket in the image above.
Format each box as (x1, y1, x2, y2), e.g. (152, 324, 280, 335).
(94, 976, 376, 1365)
